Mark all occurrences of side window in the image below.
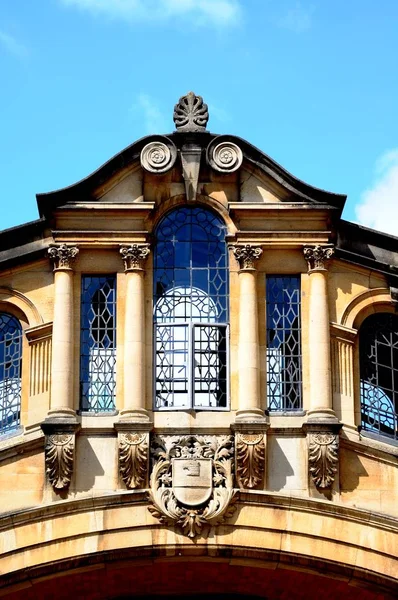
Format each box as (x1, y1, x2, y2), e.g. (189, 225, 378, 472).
(80, 276, 116, 413)
(0, 313, 22, 434)
(154, 207, 229, 410)
(266, 276, 302, 412)
(360, 313, 398, 441)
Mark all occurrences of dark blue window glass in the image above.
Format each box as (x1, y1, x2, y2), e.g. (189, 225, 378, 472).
(80, 276, 116, 412)
(0, 313, 22, 434)
(154, 207, 228, 409)
(360, 313, 398, 440)
(266, 276, 302, 411)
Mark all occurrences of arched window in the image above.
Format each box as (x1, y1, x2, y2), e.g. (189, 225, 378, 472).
(154, 207, 228, 410)
(0, 313, 22, 434)
(80, 276, 116, 412)
(360, 313, 398, 440)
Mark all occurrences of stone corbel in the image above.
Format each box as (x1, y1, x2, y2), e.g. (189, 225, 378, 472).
(303, 421, 342, 490)
(41, 419, 80, 491)
(232, 422, 268, 490)
(114, 422, 151, 489)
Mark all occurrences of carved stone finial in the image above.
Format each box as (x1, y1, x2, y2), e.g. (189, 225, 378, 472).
(48, 244, 79, 270)
(173, 91, 209, 132)
(120, 244, 150, 271)
(119, 432, 149, 489)
(303, 245, 334, 271)
(231, 244, 263, 270)
(308, 431, 339, 489)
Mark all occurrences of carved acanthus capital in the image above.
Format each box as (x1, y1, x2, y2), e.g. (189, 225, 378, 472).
(120, 244, 150, 271)
(307, 429, 339, 489)
(303, 245, 334, 272)
(48, 244, 79, 271)
(118, 432, 149, 489)
(231, 244, 263, 271)
(173, 91, 208, 132)
(235, 432, 265, 489)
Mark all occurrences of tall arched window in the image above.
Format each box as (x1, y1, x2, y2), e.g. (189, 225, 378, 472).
(154, 207, 229, 410)
(360, 313, 398, 441)
(0, 313, 22, 434)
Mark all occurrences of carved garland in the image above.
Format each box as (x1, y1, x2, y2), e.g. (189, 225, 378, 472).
(236, 433, 265, 489)
(119, 432, 149, 489)
(44, 433, 75, 491)
(308, 432, 339, 489)
(148, 435, 237, 539)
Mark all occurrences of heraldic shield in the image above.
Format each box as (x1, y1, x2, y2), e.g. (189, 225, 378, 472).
(148, 435, 237, 538)
(172, 458, 212, 506)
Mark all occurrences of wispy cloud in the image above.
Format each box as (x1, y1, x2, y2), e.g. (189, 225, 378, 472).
(130, 94, 168, 134)
(355, 149, 398, 236)
(0, 30, 28, 58)
(60, 0, 242, 27)
(279, 2, 313, 33)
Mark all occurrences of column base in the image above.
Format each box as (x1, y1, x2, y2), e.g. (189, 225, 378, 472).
(118, 408, 152, 423)
(235, 408, 267, 423)
(306, 407, 338, 423)
(46, 407, 77, 421)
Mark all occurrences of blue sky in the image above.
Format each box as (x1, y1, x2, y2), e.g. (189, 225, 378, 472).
(1, 0, 398, 235)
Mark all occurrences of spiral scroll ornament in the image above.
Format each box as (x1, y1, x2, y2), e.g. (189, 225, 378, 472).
(140, 140, 177, 174)
(207, 141, 243, 173)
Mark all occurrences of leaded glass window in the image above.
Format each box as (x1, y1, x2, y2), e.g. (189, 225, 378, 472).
(80, 276, 116, 412)
(266, 276, 302, 411)
(360, 313, 398, 440)
(154, 207, 228, 410)
(0, 313, 22, 434)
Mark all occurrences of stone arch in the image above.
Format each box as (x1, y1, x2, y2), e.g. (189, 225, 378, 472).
(340, 287, 394, 330)
(0, 287, 43, 328)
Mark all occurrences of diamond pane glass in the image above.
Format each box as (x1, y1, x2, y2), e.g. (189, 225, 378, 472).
(360, 314, 398, 440)
(80, 276, 116, 412)
(154, 207, 229, 409)
(0, 313, 22, 434)
(266, 276, 302, 411)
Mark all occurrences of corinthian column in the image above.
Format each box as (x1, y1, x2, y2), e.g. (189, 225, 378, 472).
(231, 245, 265, 422)
(41, 244, 80, 492)
(303, 245, 341, 493)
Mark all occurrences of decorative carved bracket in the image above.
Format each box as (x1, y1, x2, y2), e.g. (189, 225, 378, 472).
(304, 422, 342, 489)
(148, 435, 237, 538)
(41, 420, 80, 491)
(235, 432, 265, 489)
(118, 431, 149, 489)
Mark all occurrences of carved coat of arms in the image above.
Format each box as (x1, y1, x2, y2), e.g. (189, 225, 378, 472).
(148, 435, 236, 538)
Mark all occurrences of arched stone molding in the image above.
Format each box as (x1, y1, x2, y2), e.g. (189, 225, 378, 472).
(0, 287, 43, 328)
(0, 492, 396, 596)
(340, 287, 394, 330)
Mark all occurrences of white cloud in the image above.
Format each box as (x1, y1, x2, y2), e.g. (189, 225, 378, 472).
(0, 30, 28, 58)
(130, 94, 168, 134)
(279, 2, 313, 33)
(355, 149, 398, 236)
(60, 0, 241, 27)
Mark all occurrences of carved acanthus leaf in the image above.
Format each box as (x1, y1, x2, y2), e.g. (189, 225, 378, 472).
(120, 244, 150, 271)
(303, 245, 334, 271)
(173, 91, 209, 132)
(44, 433, 75, 491)
(48, 244, 79, 270)
(119, 432, 149, 489)
(236, 433, 265, 489)
(308, 432, 339, 488)
(231, 245, 263, 270)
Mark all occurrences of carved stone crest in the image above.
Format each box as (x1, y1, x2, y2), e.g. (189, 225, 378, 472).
(207, 139, 243, 173)
(236, 433, 265, 489)
(148, 435, 237, 538)
(119, 432, 149, 489)
(173, 91, 209, 132)
(140, 139, 177, 174)
(308, 431, 339, 489)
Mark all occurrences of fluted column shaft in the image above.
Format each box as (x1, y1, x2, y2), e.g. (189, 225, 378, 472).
(120, 245, 150, 421)
(48, 244, 79, 417)
(232, 245, 265, 422)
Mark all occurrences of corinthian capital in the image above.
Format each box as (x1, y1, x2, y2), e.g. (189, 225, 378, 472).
(303, 245, 334, 272)
(120, 244, 150, 271)
(48, 244, 79, 270)
(231, 244, 263, 271)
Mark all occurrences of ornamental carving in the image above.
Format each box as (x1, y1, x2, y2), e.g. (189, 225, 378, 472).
(231, 244, 263, 270)
(148, 435, 237, 539)
(119, 432, 149, 489)
(173, 91, 209, 132)
(308, 431, 339, 489)
(236, 433, 265, 489)
(140, 140, 177, 174)
(303, 245, 334, 271)
(120, 244, 150, 271)
(207, 140, 243, 173)
(48, 244, 79, 270)
(44, 433, 75, 491)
